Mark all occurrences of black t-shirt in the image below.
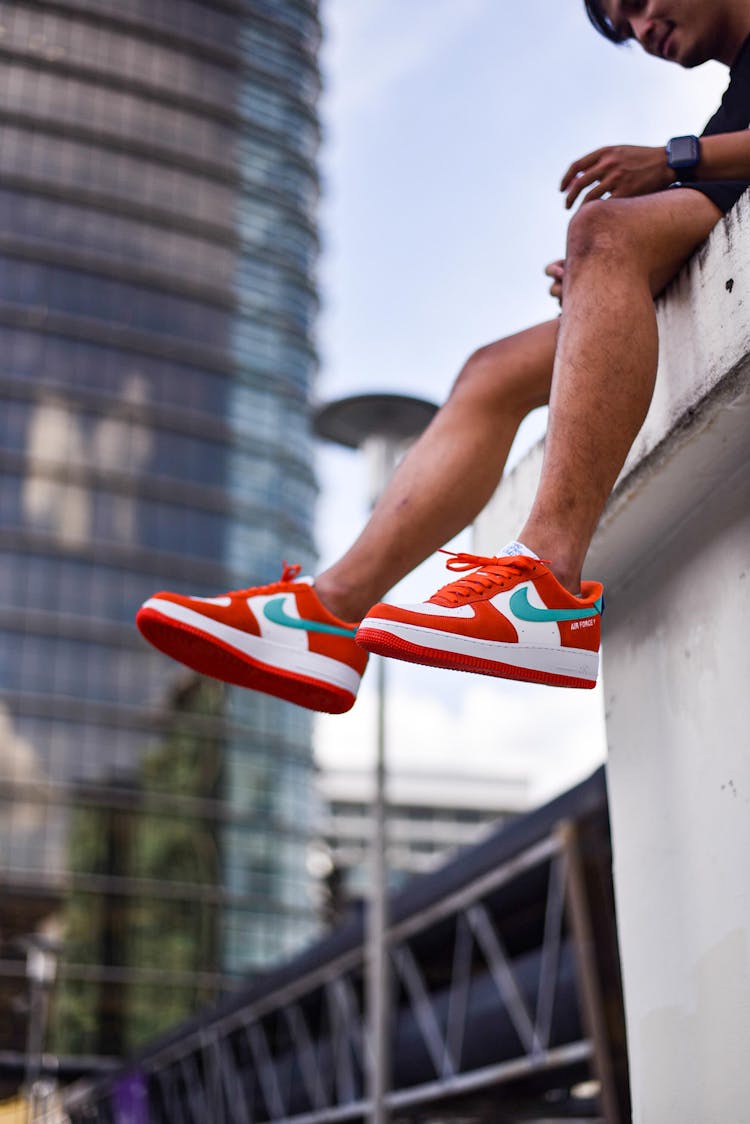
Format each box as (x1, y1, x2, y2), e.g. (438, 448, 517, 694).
(689, 31, 750, 213)
(703, 32, 750, 136)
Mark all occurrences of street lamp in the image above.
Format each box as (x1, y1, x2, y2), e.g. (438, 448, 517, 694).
(314, 393, 438, 1124)
(22, 934, 59, 1120)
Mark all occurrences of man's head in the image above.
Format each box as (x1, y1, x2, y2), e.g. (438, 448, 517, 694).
(584, 0, 750, 67)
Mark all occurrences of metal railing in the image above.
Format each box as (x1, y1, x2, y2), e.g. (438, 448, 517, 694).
(65, 768, 629, 1122)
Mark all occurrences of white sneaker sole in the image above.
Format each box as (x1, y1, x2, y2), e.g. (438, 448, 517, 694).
(139, 597, 363, 697)
(357, 617, 598, 688)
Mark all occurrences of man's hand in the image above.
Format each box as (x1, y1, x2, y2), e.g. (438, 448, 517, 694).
(545, 259, 565, 304)
(561, 145, 674, 209)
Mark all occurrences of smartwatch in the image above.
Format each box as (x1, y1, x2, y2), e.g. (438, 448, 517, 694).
(666, 134, 701, 180)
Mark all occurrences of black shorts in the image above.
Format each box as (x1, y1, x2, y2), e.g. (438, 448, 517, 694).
(674, 180, 749, 215)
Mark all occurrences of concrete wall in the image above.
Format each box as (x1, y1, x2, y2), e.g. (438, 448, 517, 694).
(475, 193, 750, 1122)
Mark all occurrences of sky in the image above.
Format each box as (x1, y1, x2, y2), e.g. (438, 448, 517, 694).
(310, 1, 728, 803)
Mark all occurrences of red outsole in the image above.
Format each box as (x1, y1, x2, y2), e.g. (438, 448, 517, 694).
(136, 608, 357, 714)
(356, 626, 596, 690)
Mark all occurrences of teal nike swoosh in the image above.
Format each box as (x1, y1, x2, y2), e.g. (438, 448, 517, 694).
(263, 597, 357, 638)
(509, 587, 603, 623)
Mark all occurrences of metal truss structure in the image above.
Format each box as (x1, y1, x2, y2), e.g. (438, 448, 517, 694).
(66, 768, 630, 1122)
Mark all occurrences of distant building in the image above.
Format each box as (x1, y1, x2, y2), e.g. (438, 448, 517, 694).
(314, 767, 530, 920)
(0, 0, 323, 1075)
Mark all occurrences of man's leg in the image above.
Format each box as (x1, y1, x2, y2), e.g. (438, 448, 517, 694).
(519, 188, 722, 591)
(138, 319, 558, 711)
(355, 189, 724, 689)
(316, 319, 558, 621)
(138, 190, 724, 704)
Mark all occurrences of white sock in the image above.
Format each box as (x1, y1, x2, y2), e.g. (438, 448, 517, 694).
(501, 540, 539, 559)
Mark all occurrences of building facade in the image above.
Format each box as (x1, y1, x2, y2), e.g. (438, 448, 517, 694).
(0, 0, 322, 1071)
(314, 767, 530, 922)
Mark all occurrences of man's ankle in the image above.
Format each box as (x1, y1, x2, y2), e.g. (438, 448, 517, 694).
(514, 531, 583, 596)
(313, 574, 367, 624)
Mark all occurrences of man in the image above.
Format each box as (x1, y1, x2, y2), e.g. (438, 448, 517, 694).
(137, 0, 750, 713)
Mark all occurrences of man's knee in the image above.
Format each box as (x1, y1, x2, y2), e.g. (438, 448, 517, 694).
(451, 330, 552, 415)
(451, 344, 503, 403)
(566, 198, 638, 263)
(564, 191, 719, 295)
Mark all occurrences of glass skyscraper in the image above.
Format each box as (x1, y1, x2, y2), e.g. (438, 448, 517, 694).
(0, 0, 322, 1070)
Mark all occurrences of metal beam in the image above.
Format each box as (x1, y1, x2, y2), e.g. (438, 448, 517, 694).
(386, 1040, 594, 1113)
(466, 903, 537, 1055)
(535, 850, 568, 1052)
(559, 821, 622, 1124)
(282, 1002, 326, 1113)
(247, 1022, 286, 1122)
(327, 977, 357, 1106)
(444, 914, 473, 1079)
(253, 1041, 594, 1124)
(392, 942, 450, 1079)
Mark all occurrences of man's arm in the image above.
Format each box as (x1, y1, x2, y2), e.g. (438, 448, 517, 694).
(696, 130, 750, 180)
(561, 130, 750, 208)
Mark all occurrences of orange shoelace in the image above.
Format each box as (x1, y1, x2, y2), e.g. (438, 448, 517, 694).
(280, 561, 302, 583)
(430, 551, 537, 607)
(228, 561, 301, 597)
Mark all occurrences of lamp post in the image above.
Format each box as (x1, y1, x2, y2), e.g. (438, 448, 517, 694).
(314, 393, 438, 1123)
(22, 935, 59, 1121)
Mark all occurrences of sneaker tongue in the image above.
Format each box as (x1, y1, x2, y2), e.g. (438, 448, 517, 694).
(501, 540, 539, 559)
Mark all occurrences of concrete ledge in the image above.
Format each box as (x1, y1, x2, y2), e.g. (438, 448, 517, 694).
(474, 191, 750, 594)
(474, 192, 750, 1121)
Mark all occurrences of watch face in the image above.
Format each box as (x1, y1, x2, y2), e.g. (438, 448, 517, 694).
(668, 135, 699, 169)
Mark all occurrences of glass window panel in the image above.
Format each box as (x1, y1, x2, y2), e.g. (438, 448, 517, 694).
(0, 327, 244, 415)
(0, 259, 234, 346)
(241, 24, 320, 100)
(3, 8, 241, 111)
(0, 125, 237, 228)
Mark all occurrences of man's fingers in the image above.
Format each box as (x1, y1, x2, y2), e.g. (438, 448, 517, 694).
(560, 148, 604, 190)
(580, 182, 609, 206)
(546, 259, 564, 304)
(565, 168, 601, 209)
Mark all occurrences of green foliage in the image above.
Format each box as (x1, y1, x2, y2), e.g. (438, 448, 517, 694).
(52, 677, 225, 1056)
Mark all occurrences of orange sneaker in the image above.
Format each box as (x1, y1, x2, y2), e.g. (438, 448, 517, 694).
(136, 564, 367, 713)
(356, 552, 603, 689)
